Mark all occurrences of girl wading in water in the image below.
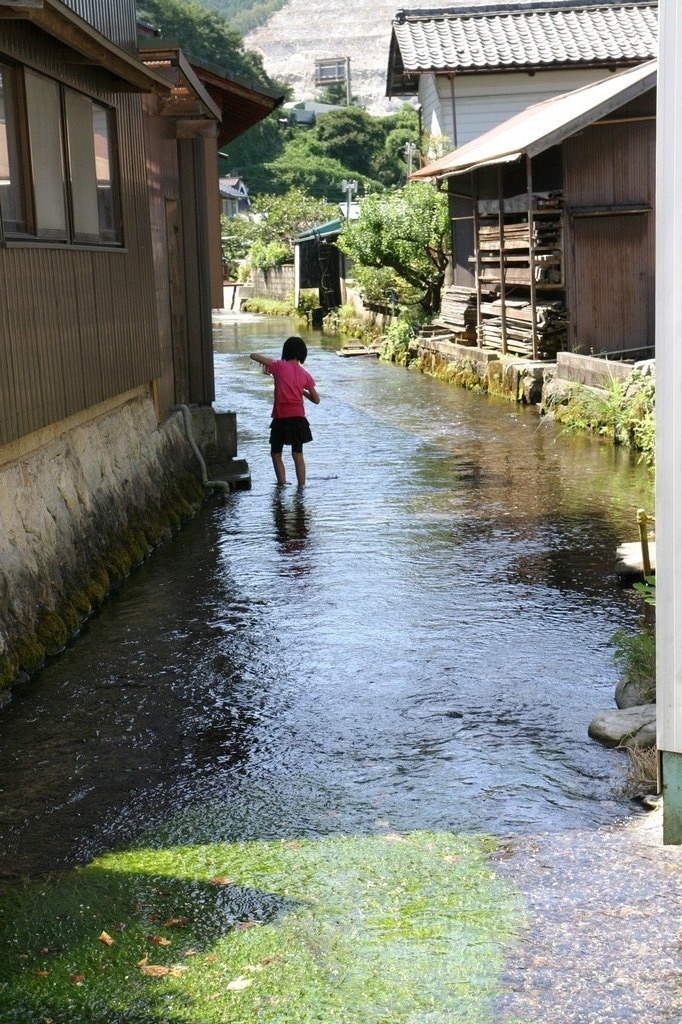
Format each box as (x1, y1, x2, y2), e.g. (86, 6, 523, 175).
(250, 336, 320, 487)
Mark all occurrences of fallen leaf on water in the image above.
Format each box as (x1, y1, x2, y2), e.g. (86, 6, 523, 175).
(226, 976, 253, 991)
(69, 973, 85, 984)
(33, 970, 51, 977)
(163, 917, 188, 927)
(183, 949, 199, 957)
(98, 931, 115, 946)
(148, 935, 171, 946)
(137, 955, 148, 968)
(208, 876, 232, 886)
(281, 840, 300, 848)
(443, 854, 460, 863)
(235, 921, 260, 929)
(384, 832, 407, 842)
(205, 954, 218, 963)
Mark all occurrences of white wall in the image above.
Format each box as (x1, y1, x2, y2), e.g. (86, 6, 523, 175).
(420, 67, 615, 148)
(656, 6, 682, 755)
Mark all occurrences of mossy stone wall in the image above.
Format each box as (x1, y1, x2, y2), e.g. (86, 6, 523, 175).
(0, 395, 206, 696)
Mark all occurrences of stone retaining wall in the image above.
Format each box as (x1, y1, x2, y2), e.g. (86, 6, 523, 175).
(0, 391, 207, 696)
(249, 265, 295, 301)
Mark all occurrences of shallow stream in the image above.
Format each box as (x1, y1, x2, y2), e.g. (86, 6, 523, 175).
(0, 317, 654, 878)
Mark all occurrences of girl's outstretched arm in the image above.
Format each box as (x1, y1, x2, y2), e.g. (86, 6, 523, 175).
(303, 386, 320, 404)
(250, 353, 273, 367)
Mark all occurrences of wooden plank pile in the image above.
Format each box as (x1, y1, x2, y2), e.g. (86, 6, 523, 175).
(435, 285, 496, 341)
(477, 298, 568, 357)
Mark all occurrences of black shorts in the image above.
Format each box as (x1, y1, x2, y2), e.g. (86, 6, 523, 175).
(270, 417, 313, 454)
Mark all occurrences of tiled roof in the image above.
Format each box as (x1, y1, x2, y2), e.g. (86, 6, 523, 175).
(390, 2, 658, 73)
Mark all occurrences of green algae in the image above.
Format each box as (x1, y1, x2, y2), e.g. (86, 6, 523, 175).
(0, 831, 524, 1024)
(0, 470, 208, 696)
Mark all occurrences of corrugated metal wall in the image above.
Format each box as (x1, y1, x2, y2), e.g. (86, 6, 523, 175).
(563, 114, 655, 355)
(0, 18, 161, 447)
(63, 0, 137, 47)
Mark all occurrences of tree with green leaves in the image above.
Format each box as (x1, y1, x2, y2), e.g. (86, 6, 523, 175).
(222, 187, 338, 274)
(338, 183, 450, 315)
(137, 0, 270, 80)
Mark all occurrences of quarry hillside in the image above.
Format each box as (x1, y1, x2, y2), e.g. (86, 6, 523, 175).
(244, 0, 446, 113)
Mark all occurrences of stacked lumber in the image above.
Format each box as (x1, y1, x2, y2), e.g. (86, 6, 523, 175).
(478, 220, 562, 252)
(477, 299, 568, 357)
(435, 285, 496, 340)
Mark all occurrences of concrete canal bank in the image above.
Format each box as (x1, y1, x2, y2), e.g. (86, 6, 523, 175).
(0, 392, 241, 697)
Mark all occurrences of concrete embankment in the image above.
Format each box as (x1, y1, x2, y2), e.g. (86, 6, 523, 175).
(0, 391, 209, 696)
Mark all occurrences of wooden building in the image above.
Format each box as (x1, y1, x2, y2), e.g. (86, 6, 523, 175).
(412, 61, 656, 361)
(0, 0, 283, 691)
(386, 1, 657, 153)
(0, 0, 283, 446)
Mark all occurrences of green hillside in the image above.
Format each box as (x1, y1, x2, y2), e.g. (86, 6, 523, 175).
(195, 0, 286, 35)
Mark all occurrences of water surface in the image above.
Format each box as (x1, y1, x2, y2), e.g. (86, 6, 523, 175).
(0, 317, 653, 876)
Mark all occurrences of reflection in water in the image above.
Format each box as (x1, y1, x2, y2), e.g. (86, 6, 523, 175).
(272, 489, 312, 577)
(0, 317, 655, 876)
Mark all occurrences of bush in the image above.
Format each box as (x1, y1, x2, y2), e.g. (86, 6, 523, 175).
(611, 627, 656, 703)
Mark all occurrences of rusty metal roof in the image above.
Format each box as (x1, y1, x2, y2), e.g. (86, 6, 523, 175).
(387, 1, 657, 94)
(411, 57, 656, 179)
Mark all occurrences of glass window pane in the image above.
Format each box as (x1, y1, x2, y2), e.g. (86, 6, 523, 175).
(0, 63, 27, 233)
(24, 71, 67, 238)
(65, 89, 99, 240)
(92, 103, 118, 242)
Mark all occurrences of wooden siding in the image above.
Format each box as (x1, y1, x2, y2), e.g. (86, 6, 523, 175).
(141, 93, 184, 419)
(563, 117, 655, 355)
(426, 67, 611, 148)
(0, 21, 161, 446)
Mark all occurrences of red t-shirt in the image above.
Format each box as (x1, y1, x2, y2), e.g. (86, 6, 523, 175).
(268, 359, 315, 419)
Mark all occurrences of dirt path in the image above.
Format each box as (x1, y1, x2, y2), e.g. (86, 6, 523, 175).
(493, 808, 682, 1023)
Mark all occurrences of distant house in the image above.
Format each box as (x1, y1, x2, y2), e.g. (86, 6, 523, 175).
(283, 100, 345, 126)
(0, 0, 283, 693)
(219, 176, 251, 218)
(412, 60, 656, 362)
(386, 1, 657, 153)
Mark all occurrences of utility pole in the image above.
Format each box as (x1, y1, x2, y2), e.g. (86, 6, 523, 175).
(404, 141, 416, 178)
(345, 56, 351, 106)
(341, 178, 357, 221)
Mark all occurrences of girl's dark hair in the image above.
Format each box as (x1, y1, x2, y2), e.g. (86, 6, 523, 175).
(282, 336, 307, 362)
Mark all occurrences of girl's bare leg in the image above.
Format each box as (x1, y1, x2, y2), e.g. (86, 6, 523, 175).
(272, 451, 286, 485)
(292, 451, 306, 487)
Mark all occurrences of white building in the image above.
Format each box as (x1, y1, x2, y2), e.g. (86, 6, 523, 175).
(386, 1, 657, 154)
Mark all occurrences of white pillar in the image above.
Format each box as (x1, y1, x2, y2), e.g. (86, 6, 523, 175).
(656, 0, 682, 842)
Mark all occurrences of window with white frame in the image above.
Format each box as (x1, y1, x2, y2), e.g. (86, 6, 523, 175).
(0, 59, 121, 245)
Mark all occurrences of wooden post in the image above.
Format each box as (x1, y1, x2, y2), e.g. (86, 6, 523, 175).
(473, 200, 482, 348)
(527, 153, 539, 360)
(498, 166, 507, 355)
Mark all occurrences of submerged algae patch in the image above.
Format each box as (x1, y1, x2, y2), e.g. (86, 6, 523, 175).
(0, 831, 523, 1024)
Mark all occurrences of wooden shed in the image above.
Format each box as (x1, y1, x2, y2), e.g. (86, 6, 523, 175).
(412, 61, 656, 362)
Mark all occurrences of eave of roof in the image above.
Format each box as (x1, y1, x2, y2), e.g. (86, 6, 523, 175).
(138, 44, 284, 146)
(386, 1, 658, 96)
(187, 58, 285, 147)
(296, 219, 343, 242)
(0, 0, 171, 93)
(411, 58, 656, 180)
